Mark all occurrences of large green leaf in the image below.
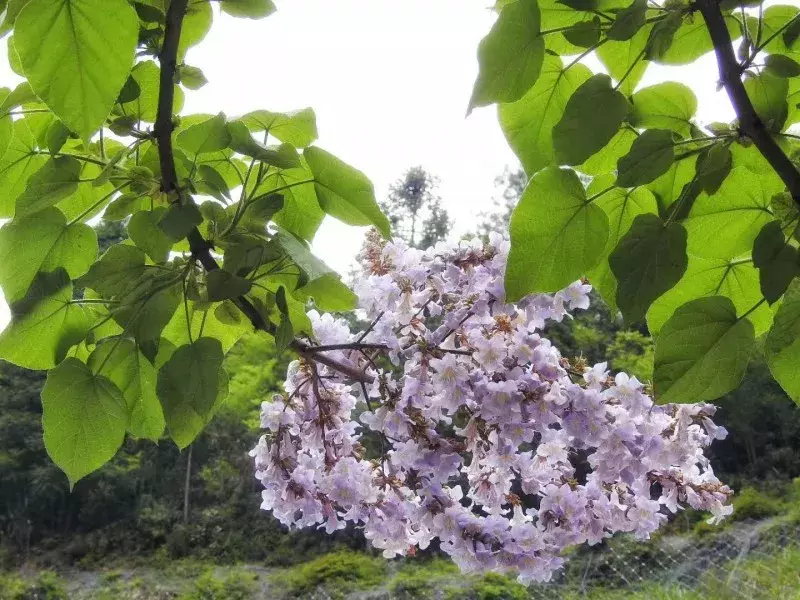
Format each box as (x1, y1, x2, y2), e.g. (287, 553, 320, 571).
(88, 339, 164, 441)
(14, 0, 138, 140)
(295, 273, 357, 312)
(275, 229, 334, 283)
(14, 156, 81, 217)
(646, 152, 697, 208)
(654, 296, 754, 403)
(42, 357, 128, 487)
(177, 113, 231, 156)
(609, 213, 687, 323)
(113, 270, 182, 347)
(586, 176, 658, 312)
(765, 279, 800, 404)
(630, 82, 697, 137)
(606, 0, 647, 41)
(579, 127, 637, 176)
(647, 253, 775, 336)
(552, 74, 629, 165)
(468, 0, 544, 110)
(157, 337, 229, 449)
(0, 120, 48, 217)
(498, 55, 592, 174)
(304, 147, 390, 238)
(616, 129, 675, 187)
(684, 167, 780, 260)
(505, 166, 609, 299)
(0, 207, 96, 304)
(0, 271, 91, 370)
(242, 108, 318, 148)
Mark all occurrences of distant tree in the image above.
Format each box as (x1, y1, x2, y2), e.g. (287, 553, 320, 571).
(478, 166, 527, 238)
(381, 167, 451, 249)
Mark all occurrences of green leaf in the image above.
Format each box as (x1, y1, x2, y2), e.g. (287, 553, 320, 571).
(644, 11, 682, 61)
(0, 120, 48, 217)
(0, 207, 96, 304)
(647, 253, 774, 336)
(116, 75, 141, 104)
(0, 270, 91, 370)
(563, 17, 602, 47)
(88, 339, 164, 441)
(505, 167, 609, 299)
(609, 213, 688, 323)
(294, 273, 357, 312)
(646, 152, 697, 208)
(616, 129, 675, 187)
(236, 193, 283, 232)
(752, 220, 799, 304)
(630, 82, 697, 137)
(468, 0, 544, 110)
(606, 0, 647, 41)
(46, 120, 71, 155)
(241, 108, 318, 148)
(220, 0, 276, 18)
(103, 192, 148, 221)
(579, 127, 637, 176)
(179, 0, 213, 57)
(206, 269, 252, 301)
(15, 156, 81, 217)
(304, 146, 391, 238)
(227, 121, 300, 169)
(157, 337, 229, 449)
(275, 229, 334, 283)
(276, 285, 289, 315)
(552, 74, 629, 165)
(498, 54, 592, 174)
(275, 314, 293, 351)
(765, 54, 800, 78)
(114, 270, 181, 346)
(178, 65, 208, 90)
(598, 23, 652, 97)
(695, 143, 732, 194)
(0, 0, 30, 37)
(684, 167, 780, 260)
(128, 208, 174, 263)
(79, 243, 147, 299)
(654, 295, 754, 404)
(158, 202, 203, 240)
(743, 71, 789, 132)
(260, 166, 322, 241)
(586, 176, 659, 312)
(765, 279, 800, 404)
(195, 165, 231, 201)
(42, 357, 127, 487)
(14, 0, 139, 140)
(177, 113, 231, 156)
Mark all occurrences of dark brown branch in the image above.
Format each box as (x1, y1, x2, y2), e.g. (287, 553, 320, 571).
(696, 0, 800, 205)
(155, 0, 373, 384)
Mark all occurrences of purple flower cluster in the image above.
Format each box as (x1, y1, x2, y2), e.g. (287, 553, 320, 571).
(250, 231, 732, 583)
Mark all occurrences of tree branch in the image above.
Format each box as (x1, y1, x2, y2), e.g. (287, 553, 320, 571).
(155, 0, 373, 383)
(696, 0, 800, 205)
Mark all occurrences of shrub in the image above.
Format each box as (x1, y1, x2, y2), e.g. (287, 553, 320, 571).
(0, 571, 67, 600)
(272, 550, 386, 598)
(447, 573, 529, 600)
(730, 487, 783, 522)
(179, 568, 258, 600)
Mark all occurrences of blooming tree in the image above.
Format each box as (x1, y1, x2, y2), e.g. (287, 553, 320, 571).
(251, 231, 732, 582)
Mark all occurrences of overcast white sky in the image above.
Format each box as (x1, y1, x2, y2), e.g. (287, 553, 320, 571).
(0, 0, 743, 330)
